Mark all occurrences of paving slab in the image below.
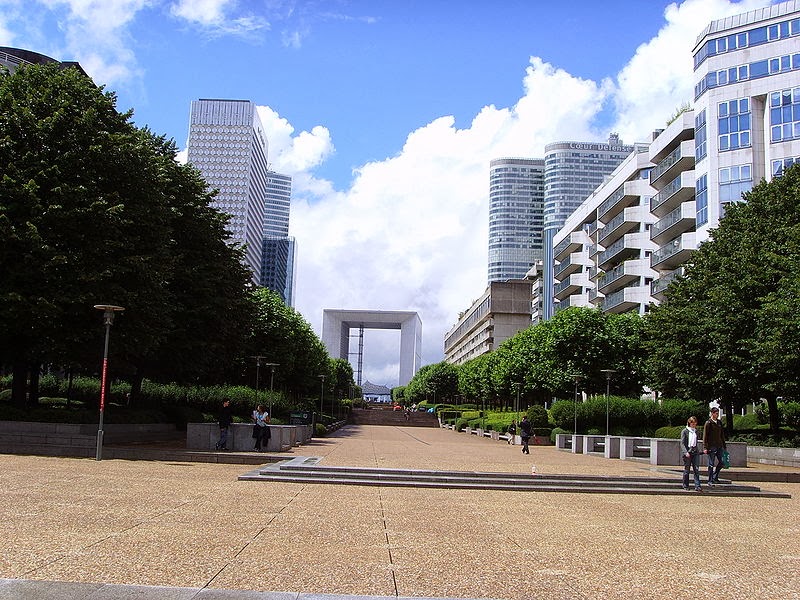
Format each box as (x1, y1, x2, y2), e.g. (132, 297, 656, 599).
(0, 425, 798, 600)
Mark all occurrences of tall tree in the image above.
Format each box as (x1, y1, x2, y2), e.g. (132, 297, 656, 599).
(644, 165, 800, 433)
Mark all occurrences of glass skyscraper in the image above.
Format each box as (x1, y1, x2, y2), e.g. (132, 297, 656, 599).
(187, 99, 269, 284)
(542, 134, 633, 319)
(261, 170, 297, 306)
(488, 158, 545, 282)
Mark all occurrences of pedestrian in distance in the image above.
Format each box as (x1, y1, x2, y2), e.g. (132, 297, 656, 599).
(506, 420, 517, 445)
(215, 398, 233, 451)
(519, 416, 532, 455)
(251, 404, 270, 452)
(680, 416, 702, 491)
(703, 406, 726, 486)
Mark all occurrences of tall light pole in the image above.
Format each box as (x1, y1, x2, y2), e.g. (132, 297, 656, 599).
(251, 356, 265, 408)
(93, 304, 124, 461)
(263, 362, 279, 417)
(318, 374, 325, 418)
(601, 369, 617, 437)
(570, 374, 582, 434)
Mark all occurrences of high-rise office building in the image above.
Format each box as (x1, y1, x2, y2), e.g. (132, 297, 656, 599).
(265, 171, 292, 237)
(261, 170, 297, 305)
(541, 134, 634, 319)
(261, 236, 297, 306)
(187, 99, 269, 284)
(488, 158, 545, 282)
(692, 0, 800, 242)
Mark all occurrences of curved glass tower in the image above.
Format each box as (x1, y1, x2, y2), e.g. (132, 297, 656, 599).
(488, 157, 545, 282)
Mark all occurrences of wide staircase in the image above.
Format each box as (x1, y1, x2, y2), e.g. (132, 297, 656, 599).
(239, 457, 791, 498)
(350, 407, 439, 427)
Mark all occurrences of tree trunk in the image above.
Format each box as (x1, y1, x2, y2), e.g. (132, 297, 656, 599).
(28, 362, 40, 406)
(722, 397, 735, 435)
(764, 392, 780, 436)
(66, 367, 74, 408)
(129, 365, 145, 406)
(11, 361, 27, 407)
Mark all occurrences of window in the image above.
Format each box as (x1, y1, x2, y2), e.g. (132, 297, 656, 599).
(696, 174, 708, 226)
(695, 110, 707, 161)
(718, 164, 752, 203)
(718, 99, 751, 151)
(769, 86, 800, 142)
(772, 156, 800, 177)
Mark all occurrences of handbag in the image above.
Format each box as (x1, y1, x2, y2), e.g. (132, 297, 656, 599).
(722, 449, 730, 469)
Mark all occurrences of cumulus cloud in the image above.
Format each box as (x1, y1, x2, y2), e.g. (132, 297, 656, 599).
(170, 0, 268, 36)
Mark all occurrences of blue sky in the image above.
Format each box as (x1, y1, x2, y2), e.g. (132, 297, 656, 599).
(0, 0, 773, 386)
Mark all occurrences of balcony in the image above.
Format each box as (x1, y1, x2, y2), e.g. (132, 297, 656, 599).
(553, 231, 590, 262)
(597, 259, 650, 294)
(596, 235, 639, 270)
(649, 140, 695, 189)
(651, 267, 685, 300)
(650, 171, 695, 217)
(651, 233, 697, 270)
(598, 205, 647, 246)
(554, 251, 585, 278)
(554, 273, 586, 300)
(599, 286, 642, 314)
(650, 201, 696, 245)
(597, 179, 646, 220)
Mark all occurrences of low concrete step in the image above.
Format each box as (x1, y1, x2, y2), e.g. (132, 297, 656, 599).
(238, 460, 791, 498)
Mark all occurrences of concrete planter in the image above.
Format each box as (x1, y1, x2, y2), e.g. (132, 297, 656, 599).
(186, 422, 312, 452)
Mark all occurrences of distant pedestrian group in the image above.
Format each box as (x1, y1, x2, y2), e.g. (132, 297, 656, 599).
(252, 404, 271, 452)
(681, 406, 727, 492)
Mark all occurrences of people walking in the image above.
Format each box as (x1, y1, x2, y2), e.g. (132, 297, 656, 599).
(506, 420, 517, 445)
(703, 406, 726, 486)
(214, 398, 233, 451)
(519, 416, 532, 454)
(251, 404, 270, 452)
(680, 416, 701, 491)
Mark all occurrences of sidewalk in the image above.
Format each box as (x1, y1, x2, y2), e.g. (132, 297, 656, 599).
(1, 425, 798, 600)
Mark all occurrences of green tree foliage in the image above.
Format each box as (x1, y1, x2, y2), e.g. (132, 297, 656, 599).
(644, 165, 800, 433)
(405, 361, 459, 405)
(245, 288, 330, 396)
(0, 64, 252, 404)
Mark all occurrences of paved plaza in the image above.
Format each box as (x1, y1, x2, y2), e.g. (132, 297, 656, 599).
(1, 425, 798, 599)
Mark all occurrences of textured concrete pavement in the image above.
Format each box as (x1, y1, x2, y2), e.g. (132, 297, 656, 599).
(1, 425, 798, 600)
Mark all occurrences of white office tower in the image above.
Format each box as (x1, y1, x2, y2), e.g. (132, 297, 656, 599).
(488, 158, 545, 282)
(187, 99, 269, 284)
(692, 1, 800, 244)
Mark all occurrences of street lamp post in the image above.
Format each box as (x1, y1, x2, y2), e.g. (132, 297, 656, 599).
(318, 375, 325, 418)
(251, 355, 265, 409)
(600, 369, 617, 437)
(262, 362, 279, 418)
(570, 374, 582, 434)
(93, 304, 124, 461)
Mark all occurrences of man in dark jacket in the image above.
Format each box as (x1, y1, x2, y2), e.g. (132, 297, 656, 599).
(703, 406, 726, 486)
(519, 416, 532, 455)
(215, 398, 233, 451)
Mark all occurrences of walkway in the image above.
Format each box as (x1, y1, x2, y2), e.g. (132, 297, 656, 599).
(1, 425, 798, 600)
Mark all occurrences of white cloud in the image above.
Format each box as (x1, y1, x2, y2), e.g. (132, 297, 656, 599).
(170, 0, 268, 36)
(611, 0, 770, 139)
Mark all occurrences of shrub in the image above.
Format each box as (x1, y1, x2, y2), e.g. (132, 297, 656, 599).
(526, 405, 549, 428)
(655, 426, 683, 439)
(550, 427, 569, 443)
(782, 402, 800, 428)
(734, 413, 761, 430)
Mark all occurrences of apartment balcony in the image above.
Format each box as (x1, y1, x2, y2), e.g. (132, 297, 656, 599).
(651, 267, 686, 300)
(597, 179, 648, 220)
(649, 140, 695, 190)
(598, 205, 649, 247)
(600, 286, 646, 314)
(554, 273, 588, 301)
(554, 251, 585, 278)
(651, 233, 697, 270)
(553, 230, 590, 262)
(554, 292, 591, 314)
(596, 234, 639, 270)
(650, 201, 696, 246)
(650, 171, 695, 218)
(588, 287, 602, 305)
(597, 259, 652, 295)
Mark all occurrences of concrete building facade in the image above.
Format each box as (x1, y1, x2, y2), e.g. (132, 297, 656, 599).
(444, 280, 532, 366)
(542, 135, 634, 319)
